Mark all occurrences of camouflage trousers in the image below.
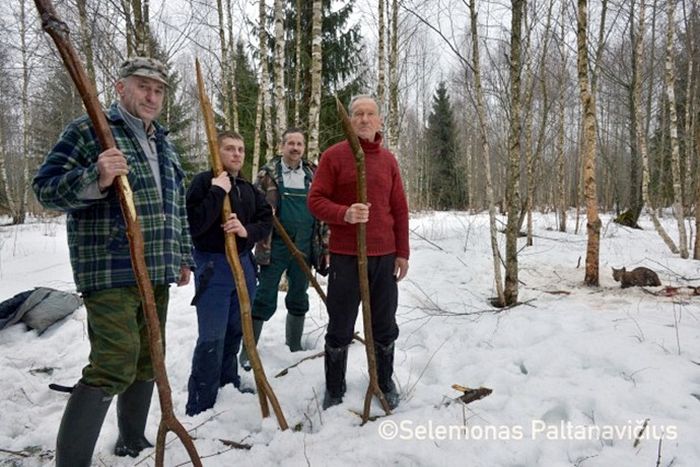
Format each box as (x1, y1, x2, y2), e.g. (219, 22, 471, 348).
(81, 285, 169, 395)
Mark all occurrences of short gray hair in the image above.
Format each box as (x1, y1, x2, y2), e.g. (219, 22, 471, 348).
(349, 94, 379, 115)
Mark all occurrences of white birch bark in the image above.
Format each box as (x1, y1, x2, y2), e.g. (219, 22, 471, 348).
(664, 0, 689, 258)
(273, 0, 287, 142)
(577, 0, 602, 285)
(307, 0, 322, 162)
(468, 0, 505, 307)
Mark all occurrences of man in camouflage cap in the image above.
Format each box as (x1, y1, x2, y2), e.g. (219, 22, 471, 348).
(33, 55, 193, 467)
(119, 56, 169, 85)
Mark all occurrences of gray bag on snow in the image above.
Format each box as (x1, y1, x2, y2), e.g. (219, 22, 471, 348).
(0, 287, 82, 334)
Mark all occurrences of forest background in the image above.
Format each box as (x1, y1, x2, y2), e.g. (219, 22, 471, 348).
(0, 0, 699, 304)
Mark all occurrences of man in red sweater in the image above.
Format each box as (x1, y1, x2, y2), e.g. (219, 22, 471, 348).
(308, 95, 409, 409)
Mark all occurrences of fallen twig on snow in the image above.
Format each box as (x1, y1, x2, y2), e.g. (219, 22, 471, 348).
(451, 384, 493, 405)
(633, 418, 649, 448)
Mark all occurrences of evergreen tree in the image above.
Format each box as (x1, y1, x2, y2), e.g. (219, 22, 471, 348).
(426, 82, 465, 210)
(279, 0, 366, 150)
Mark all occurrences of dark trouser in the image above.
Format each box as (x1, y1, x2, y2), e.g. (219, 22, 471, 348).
(252, 235, 310, 320)
(186, 250, 256, 416)
(81, 285, 169, 395)
(325, 253, 399, 348)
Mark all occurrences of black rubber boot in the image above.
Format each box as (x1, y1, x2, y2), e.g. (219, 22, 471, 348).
(55, 382, 113, 467)
(322, 344, 348, 409)
(239, 318, 264, 371)
(375, 341, 400, 410)
(114, 379, 155, 457)
(285, 314, 305, 352)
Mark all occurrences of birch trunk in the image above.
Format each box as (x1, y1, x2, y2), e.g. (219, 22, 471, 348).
(15, 0, 29, 224)
(557, 88, 567, 232)
(293, 0, 302, 125)
(259, 0, 274, 161)
(307, 0, 322, 162)
(76, 0, 96, 89)
(273, 0, 287, 141)
(577, 0, 601, 286)
(387, 0, 399, 153)
(468, 0, 505, 307)
(376, 0, 386, 112)
(557, 1, 567, 232)
(634, 0, 678, 254)
(504, 0, 524, 305)
(664, 0, 689, 258)
(252, 84, 264, 177)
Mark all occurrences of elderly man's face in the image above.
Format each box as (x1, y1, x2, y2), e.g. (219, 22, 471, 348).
(116, 75, 165, 126)
(350, 98, 382, 141)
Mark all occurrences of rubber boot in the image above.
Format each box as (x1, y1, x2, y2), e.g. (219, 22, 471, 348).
(239, 318, 264, 371)
(285, 314, 305, 352)
(114, 380, 154, 457)
(322, 344, 348, 409)
(55, 382, 113, 467)
(375, 341, 400, 410)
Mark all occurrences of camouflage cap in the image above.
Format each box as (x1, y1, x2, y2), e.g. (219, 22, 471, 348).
(118, 56, 169, 85)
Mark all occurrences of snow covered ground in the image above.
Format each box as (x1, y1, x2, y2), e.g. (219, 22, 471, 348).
(1, 211, 699, 467)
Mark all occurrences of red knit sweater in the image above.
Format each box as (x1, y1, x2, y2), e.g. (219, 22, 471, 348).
(308, 135, 409, 259)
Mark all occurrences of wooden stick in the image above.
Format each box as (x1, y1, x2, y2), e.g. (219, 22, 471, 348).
(271, 216, 327, 304)
(195, 59, 288, 430)
(33, 2, 201, 465)
(335, 96, 391, 422)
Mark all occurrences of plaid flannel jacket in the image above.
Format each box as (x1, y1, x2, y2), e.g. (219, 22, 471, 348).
(33, 103, 194, 293)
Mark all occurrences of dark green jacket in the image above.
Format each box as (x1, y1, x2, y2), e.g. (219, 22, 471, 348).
(254, 156, 328, 273)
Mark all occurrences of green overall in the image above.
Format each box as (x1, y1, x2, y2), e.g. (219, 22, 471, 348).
(252, 166, 315, 321)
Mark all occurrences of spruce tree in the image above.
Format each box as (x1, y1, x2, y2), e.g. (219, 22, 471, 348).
(279, 0, 365, 149)
(426, 82, 465, 210)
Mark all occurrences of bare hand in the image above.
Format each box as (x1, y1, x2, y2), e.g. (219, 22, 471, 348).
(222, 213, 247, 238)
(344, 202, 371, 224)
(394, 257, 409, 282)
(97, 148, 129, 191)
(177, 266, 191, 286)
(212, 171, 232, 193)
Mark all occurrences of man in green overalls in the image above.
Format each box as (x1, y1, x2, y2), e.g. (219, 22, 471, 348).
(240, 128, 327, 370)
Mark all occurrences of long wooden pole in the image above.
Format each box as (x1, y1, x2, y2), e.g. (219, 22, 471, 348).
(195, 59, 288, 430)
(33, 2, 201, 465)
(335, 96, 391, 422)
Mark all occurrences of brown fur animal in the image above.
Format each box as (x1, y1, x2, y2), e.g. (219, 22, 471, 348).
(611, 267, 661, 288)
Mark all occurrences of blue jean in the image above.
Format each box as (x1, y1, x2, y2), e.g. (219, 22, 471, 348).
(186, 249, 256, 416)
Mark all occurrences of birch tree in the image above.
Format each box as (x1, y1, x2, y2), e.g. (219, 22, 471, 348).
(504, 0, 525, 305)
(292, 0, 302, 125)
(577, 0, 602, 286)
(664, 0, 689, 258)
(14, 0, 31, 224)
(376, 0, 386, 112)
(387, 0, 399, 153)
(273, 0, 287, 140)
(634, 0, 678, 254)
(77, 0, 96, 88)
(306, 0, 322, 162)
(258, 0, 274, 163)
(556, 1, 568, 233)
(469, 0, 505, 306)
